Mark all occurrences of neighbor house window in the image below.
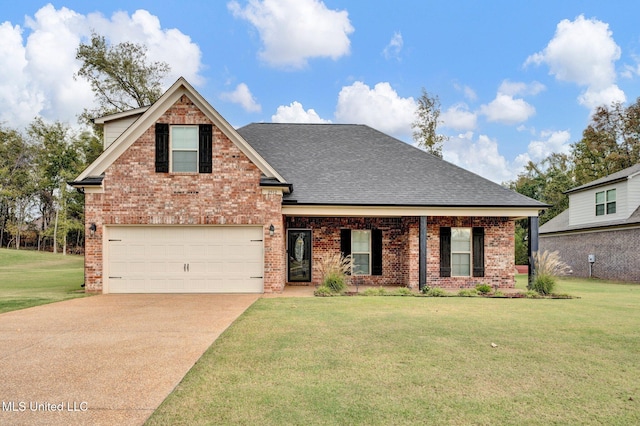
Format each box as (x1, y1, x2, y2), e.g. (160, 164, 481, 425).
(352, 230, 371, 275)
(451, 228, 471, 276)
(595, 189, 616, 216)
(171, 126, 199, 172)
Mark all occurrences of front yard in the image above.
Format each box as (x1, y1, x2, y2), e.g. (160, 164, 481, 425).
(0, 248, 86, 313)
(148, 277, 640, 425)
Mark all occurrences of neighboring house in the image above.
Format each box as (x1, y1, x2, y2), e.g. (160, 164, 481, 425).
(540, 163, 640, 282)
(71, 78, 546, 294)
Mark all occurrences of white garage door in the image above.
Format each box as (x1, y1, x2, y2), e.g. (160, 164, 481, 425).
(106, 226, 264, 293)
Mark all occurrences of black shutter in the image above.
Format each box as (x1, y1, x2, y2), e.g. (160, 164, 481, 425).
(440, 227, 451, 277)
(340, 229, 351, 257)
(371, 229, 383, 276)
(199, 124, 213, 173)
(472, 227, 485, 277)
(155, 123, 169, 173)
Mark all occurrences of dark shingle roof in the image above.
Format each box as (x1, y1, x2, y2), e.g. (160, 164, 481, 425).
(540, 206, 640, 234)
(238, 123, 545, 208)
(566, 163, 640, 194)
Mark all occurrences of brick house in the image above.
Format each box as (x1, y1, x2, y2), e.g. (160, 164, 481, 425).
(71, 78, 545, 293)
(540, 163, 640, 282)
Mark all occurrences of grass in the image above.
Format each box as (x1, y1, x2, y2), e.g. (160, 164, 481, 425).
(148, 277, 640, 425)
(0, 248, 86, 313)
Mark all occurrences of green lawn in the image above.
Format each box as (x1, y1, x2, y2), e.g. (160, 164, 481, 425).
(0, 248, 86, 313)
(148, 278, 640, 425)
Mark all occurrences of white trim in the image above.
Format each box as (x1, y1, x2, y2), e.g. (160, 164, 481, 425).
(75, 77, 286, 184)
(93, 107, 149, 124)
(282, 204, 542, 218)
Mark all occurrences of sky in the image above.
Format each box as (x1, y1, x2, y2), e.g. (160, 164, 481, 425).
(2, 1, 640, 183)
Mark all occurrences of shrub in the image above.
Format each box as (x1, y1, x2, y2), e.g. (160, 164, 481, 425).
(314, 285, 334, 297)
(493, 289, 505, 297)
(525, 290, 542, 299)
(532, 273, 556, 295)
(475, 284, 492, 295)
(424, 287, 448, 297)
(323, 272, 347, 293)
(395, 287, 413, 296)
(362, 287, 387, 296)
(458, 289, 478, 297)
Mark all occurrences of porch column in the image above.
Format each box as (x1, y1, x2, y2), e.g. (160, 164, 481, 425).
(527, 216, 539, 289)
(419, 216, 427, 291)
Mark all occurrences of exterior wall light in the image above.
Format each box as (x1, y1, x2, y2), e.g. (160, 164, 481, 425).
(269, 224, 275, 237)
(89, 223, 97, 237)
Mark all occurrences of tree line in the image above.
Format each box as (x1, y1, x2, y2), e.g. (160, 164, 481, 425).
(510, 98, 640, 264)
(0, 33, 167, 252)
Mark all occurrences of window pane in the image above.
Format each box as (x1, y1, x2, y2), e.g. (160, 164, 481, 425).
(172, 151, 197, 172)
(606, 189, 616, 202)
(172, 126, 198, 149)
(607, 202, 616, 214)
(451, 228, 471, 251)
(352, 230, 370, 252)
(452, 253, 470, 276)
(595, 191, 604, 203)
(353, 253, 370, 275)
(596, 204, 605, 216)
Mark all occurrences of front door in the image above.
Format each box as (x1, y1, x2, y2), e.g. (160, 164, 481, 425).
(287, 229, 311, 282)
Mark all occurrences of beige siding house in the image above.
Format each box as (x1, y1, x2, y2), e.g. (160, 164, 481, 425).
(540, 163, 640, 282)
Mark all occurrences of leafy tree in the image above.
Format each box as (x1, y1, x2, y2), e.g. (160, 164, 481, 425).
(412, 88, 448, 158)
(28, 119, 84, 253)
(572, 99, 640, 185)
(75, 32, 170, 127)
(0, 126, 36, 248)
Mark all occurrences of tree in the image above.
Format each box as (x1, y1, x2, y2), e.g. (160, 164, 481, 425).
(412, 88, 448, 158)
(75, 33, 170, 127)
(572, 99, 640, 185)
(0, 126, 36, 248)
(28, 119, 84, 253)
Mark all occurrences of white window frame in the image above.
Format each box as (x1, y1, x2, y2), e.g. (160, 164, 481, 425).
(595, 189, 616, 216)
(352, 230, 371, 276)
(451, 227, 472, 277)
(171, 125, 199, 173)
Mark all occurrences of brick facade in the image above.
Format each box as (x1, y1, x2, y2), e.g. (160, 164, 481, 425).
(285, 216, 515, 289)
(540, 227, 640, 282)
(84, 95, 285, 293)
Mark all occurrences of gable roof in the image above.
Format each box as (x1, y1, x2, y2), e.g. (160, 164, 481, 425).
(565, 162, 640, 194)
(73, 77, 285, 185)
(237, 123, 546, 208)
(540, 205, 640, 234)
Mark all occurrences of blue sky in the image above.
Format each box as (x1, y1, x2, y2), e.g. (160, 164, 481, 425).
(2, 1, 640, 183)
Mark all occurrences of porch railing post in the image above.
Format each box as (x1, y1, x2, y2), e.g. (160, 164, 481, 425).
(419, 216, 427, 291)
(528, 216, 539, 289)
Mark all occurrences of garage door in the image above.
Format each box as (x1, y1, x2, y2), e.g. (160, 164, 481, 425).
(106, 226, 264, 293)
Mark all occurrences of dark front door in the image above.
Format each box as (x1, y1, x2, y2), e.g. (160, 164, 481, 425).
(287, 229, 311, 282)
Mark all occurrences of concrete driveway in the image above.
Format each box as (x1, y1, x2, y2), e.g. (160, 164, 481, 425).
(0, 294, 259, 426)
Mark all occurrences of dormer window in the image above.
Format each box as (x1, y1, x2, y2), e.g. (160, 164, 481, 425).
(595, 189, 616, 216)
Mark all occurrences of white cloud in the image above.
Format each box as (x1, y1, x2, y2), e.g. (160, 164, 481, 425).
(335, 81, 416, 138)
(480, 93, 536, 125)
(271, 101, 331, 123)
(0, 5, 204, 130)
(382, 32, 403, 60)
(441, 104, 477, 131)
(498, 80, 545, 97)
(525, 15, 625, 109)
(220, 83, 261, 113)
(443, 132, 515, 183)
(228, 0, 354, 69)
